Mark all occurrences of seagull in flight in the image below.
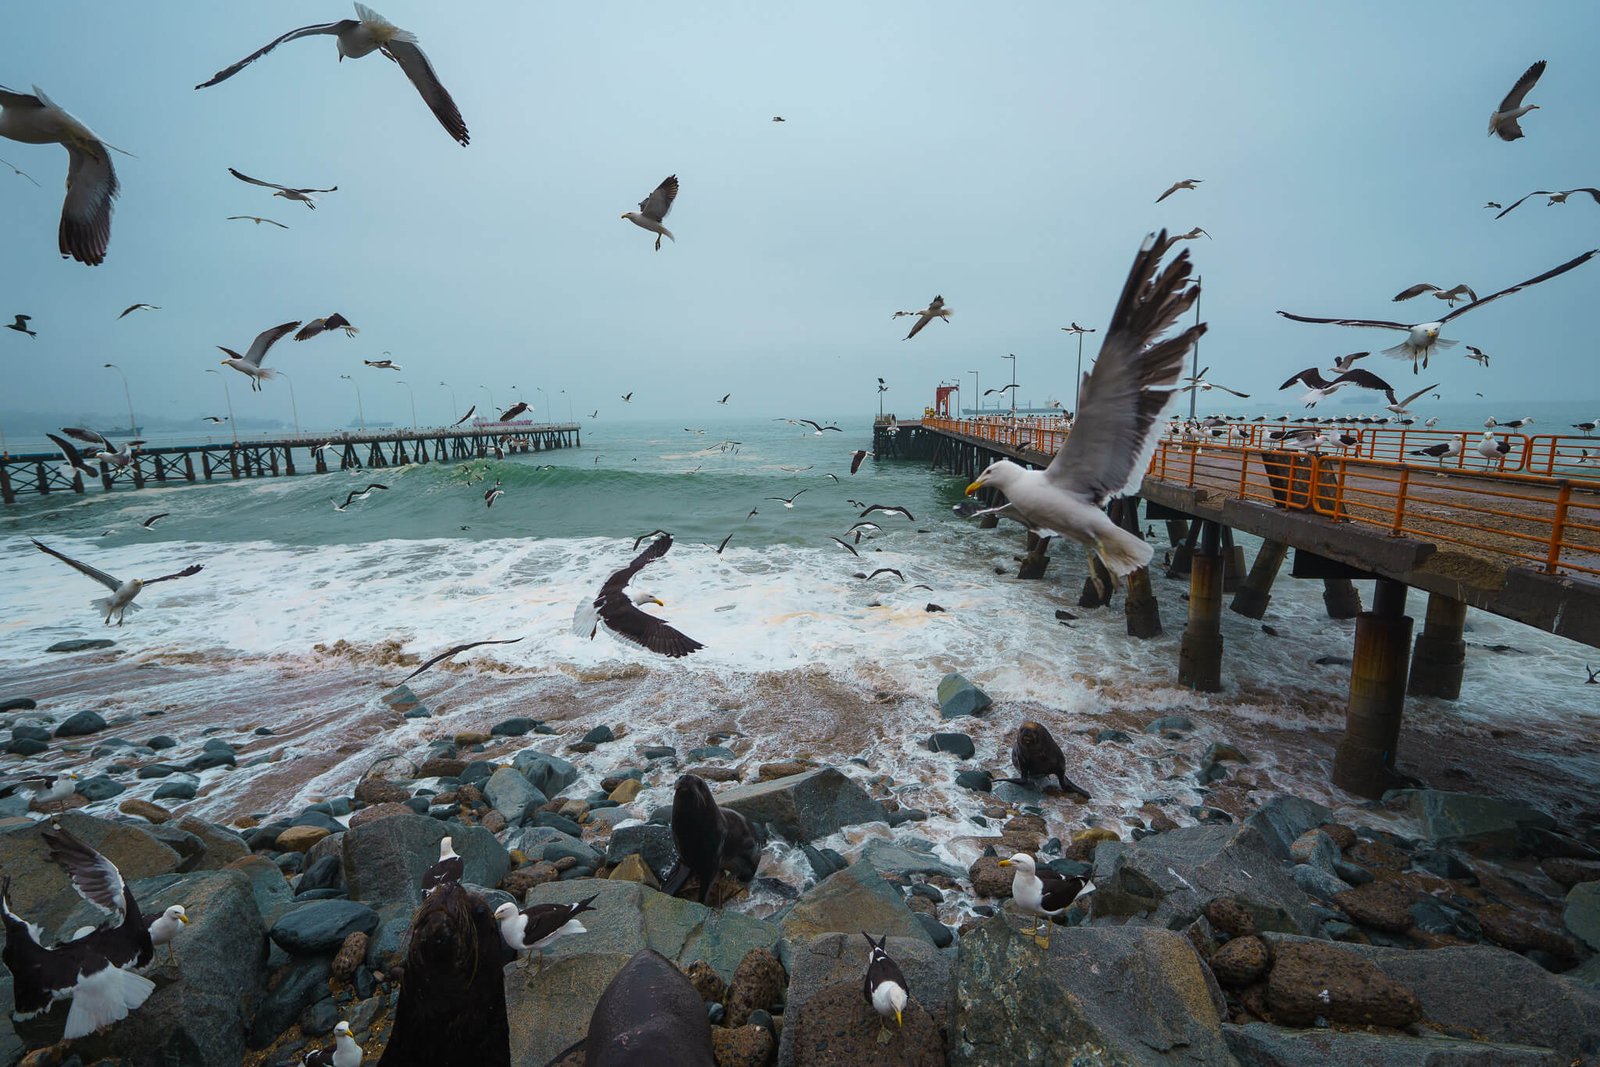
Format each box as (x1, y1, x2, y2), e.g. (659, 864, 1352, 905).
(1168, 226, 1211, 244)
(196, 3, 469, 145)
(31, 539, 202, 626)
(219, 321, 301, 390)
(63, 426, 143, 470)
(1154, 178, 1202, 203)
(961, 231, 1204, 579)
(1494, 187, 1600, 219)
(1278, 367, 1392, 408)
(201, 416, 227, 424)
(767, 489, 808, 509)
(484, 482, 505, 508)
(117, 303, 160, 319)
(46, 432, 98, 477)
(331, 483, 387, 511)
(984, 384, 1020, 397)
(621, 175, 677, 250)
(717, 393, 731, 405)
(860, 504, 915, 521)
(1488, 60, 1545, 142)
(1392, 283, 1477, 306)
(5, 314, 35, 338)
(576, 534, 702, 657)
(0, 154, 40, 186)
(849, 449, 874, 474)
(1465, 345, 1490, 367)
(0, 84, 119, 265)
(892, 295, 952, 340)
(1384, 382, 1440, 415)
(1179, 366, 1249, 398)
(228, 168, 336, 209)
(1278, 248, 1599, 373)
(226, 215, 288, 228)
(401, 637, 524, 682)
(363, 358, 400, 371)
(797, 419, 842, 435)
(620, 392, 633, 403)
(294, 313, 357, 341)
(829, 536, 860, 557)
(1330, 351, 1369, 372)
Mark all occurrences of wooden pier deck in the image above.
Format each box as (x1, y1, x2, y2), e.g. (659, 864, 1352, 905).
(0, 423, 581, 504)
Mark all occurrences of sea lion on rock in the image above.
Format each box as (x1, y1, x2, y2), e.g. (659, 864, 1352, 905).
(661, 774, 762, 905)
(377, 881, 510, 1067)
(1001, 720, 1092, 797)
(544, 948, 713, 1067)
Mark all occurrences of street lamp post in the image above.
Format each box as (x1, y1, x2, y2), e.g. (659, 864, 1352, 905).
(969, 370, 979, 417)
(1189, 275, 1203, 419)
(205, 369, 239, 444)
(536, 387, 549, 423)
(276, 370, 302, 435)
(1001, 353, 1017, 421)
(439, 381, 457, 422)
(341, 374, 366, 431)
(102, 363, 137, 436)
(1060, 323, 1096, 415)
(560, 389, 574, 422)
(397, 381, 417, 429)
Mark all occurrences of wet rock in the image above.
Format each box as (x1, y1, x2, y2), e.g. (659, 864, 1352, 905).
(926, 732, 975, 760)
(1144, 714, 1195, 734)
(1243, 795, 1334, 861)
(713, 1024, 775, 1067)
(689, 745, 735, 761)
(1222, 1022, 1559, 1065)
(951, 917, 1233, 1067)
(54, 710, 107, 737)
(718, 766, 885, 843)
(339, 813, 508, 908)
(331, 931, 368, 981)
(270, 899, 379, 955)
(4, 737, 46, 757)
(684, 959, 728, 1004)
(1090, 824, 1320, 935)
(605, 823, 677, 876)
(75, 774, 125, 802)
(1393, 789, 1556, 852)
(249, 956, 332, 1048)
(608, 853, 659, 888)
(1266, 938, 1421, 1028)
(1476, 904, 1578, 962)
(186, 738, 237, 771)
(146, 734, 177, 750)
(152, 774, 199, 801)
(583, 724, 616, 745)
(45, 638, 115, 652)
(1564, 881, 1600, 950)
(483, 765, 547, 824)
(782, 861, 933, 945)
(0, 697, 36, 712)
(1292, 863, 1350, 902)
(491, 716, 537, 736)
(1288, 829, 1339, 871)
(608, 778, 643, 803)
(954, 770, 992, 793)
(725, 946, 785, 1027)
(967, 856, 1012, 899)
(1205, 897, 1257, 939)
(1541, 856, 1600, 888)
(1333, 882, 1414, 934)
(175, 815, 251, 870)
(0, 812, 182, 929)
(936, 672, 991, 719)
(511, 749, 579, 798)
(276, 825, 332, 853)
(643, 745, 677, 760)
(859, 839, 963, 880)
(1210, 935, 1270, 989)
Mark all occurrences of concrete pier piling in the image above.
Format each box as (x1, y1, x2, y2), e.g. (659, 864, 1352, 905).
(1230, 539, 1289, 619)
(1122, 500, 1162, 638)
(1332, 578, 1414, 799)
(1017, 531, 1050, 579)
(1323, 577, 1364, 620)
(1178, 521, 1224, 691)
(1408, 591, 1468, 700)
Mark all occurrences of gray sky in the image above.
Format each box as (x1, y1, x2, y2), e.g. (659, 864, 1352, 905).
(3, 2, 1598, 432)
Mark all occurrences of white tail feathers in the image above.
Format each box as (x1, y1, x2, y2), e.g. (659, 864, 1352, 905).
(660, 226, 675, 243)
(1093, 526, 1154, 578)
(62, 964, 155, 1038)
(92, 596, 139, 619)
(256, 367, 277, 380)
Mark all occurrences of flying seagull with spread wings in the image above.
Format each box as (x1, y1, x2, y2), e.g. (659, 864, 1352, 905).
(294, 313, 357, 341)
(219, 320, 301, 390)
(401, 637, 524, 682)
(226, 215, 288, 228)
(196, 3, 469, 145)
(228, 168, 336, 209)
(1277, 248, 1599, 373)
(1488, 60, 1545, 142)
(962, 232, 1204, 577)
(1154, 178, 1201, 203)
(117, 303, 160, 319)
(575, 534, 703, 658)
(31, 538, 203, 626)
(1392, 283, 1477, 305)
(1179, 366, 1249, 398)
(892, 295, 952, 339)
(1494, 187, 1600, 219)
(621, 175, 678, 250)
(0, 84, 118, 265)
(1278, 367, 1394, 408)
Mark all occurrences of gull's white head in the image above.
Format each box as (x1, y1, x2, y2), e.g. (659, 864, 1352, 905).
(966, 459, 1022, 496)
(439, 836, 457, 861)
(493, 902, 517, 922)
(631, 591, 665, 607)
(997, 852, 1037, 875)
(164, 905, 189, 924)
(334, 1020, 353, 1038)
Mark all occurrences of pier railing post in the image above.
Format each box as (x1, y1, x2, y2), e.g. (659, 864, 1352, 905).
(1230, 539, 1289, 619)
(1332, 578, 1414, 798)
(1178, 520, 1224, 691)
(1407, 591, 1468, 700)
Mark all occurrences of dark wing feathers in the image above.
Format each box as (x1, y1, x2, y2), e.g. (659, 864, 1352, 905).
(1497, 59, 1546, 115)
(1277, 311, 1411, 331)
(1439, 248, 1600, 324)
(142, 563, 203, 586)
(31, 538, 121, 591)
(1331, 368, 1395, 393)
(1279, 368, 1330, 391)
(195, 21, 356, 89)
(384, 39, 469, 146)
(596, 536, 703, 657)
(42, 826, 128, 920)
(401, 637, 524, 682)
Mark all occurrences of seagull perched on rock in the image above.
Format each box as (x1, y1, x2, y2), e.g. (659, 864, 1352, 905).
(1278, 248, 1599, 372)
(1154, 177, 1201, 202)
(5, 314, 35, 337)
(862, 933, 908, 1045)
(996, 853, 1084, 949)
(0, 84, 119, 265)
(961, 232, 1204, 579)
(1392, 283, 1477, 306)
(1488, 60, 1545, 142)
(294, 313, 357, 341)
(32, 538, 202, 625)
(621, 175, 677, 250)
(494, 895, 597, 972)
(301, 1019, 362, 1067)
(219, 320, 301, 390)
(891, 295, 952, 340)
(196, 3, 469, 145)
(228, 168, 336, 209)
(1494, 187, 1600, 219)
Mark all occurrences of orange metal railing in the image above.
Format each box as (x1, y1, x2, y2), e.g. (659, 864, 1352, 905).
(922, 415, 1600, 578)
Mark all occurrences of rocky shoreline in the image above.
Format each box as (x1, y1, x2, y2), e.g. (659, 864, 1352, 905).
(0, 677, 1597, 1066)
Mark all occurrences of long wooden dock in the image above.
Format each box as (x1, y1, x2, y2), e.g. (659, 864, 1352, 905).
(0, 423, 581, 504)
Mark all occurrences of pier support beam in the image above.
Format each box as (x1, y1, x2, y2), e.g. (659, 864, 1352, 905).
(1408, 592, 1468, 700)
(1166, 519, 1200, 579)
(1017, 531, 1050, 579)
(1332, 578, 1414, 799)
(1178, 521, 1224, 692)
(1119, 498, 1161, 638)
(1230, 539, 1289, 619)
(1221, 527, 1245, 593)
(1323, 578, 1363, 620)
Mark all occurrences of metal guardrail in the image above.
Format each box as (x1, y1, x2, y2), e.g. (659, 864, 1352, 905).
(922, 416, 1600, 579)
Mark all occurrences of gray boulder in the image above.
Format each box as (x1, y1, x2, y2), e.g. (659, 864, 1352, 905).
(951, 916, 1236, 1066)
(483, 765, 547, 823)
(1392, 789, 1556, 851)
(718, 767, 886, 843)
(787, 979, 944, 1066)
(936, 673, 991, 718)
(1242, 795, 1333, 861)
(249, 956, 331, 1049)
(605, 822, 677, 876)
(1564, 880, 1600, 950)
(0, 812, 182, 930)
(1224, 1023, 1562, 1066)
(510, 825, 601, 869)
(174, 816, 250, 870)
(1090, 824, 1321, 935)
(858, 839, 964, 881)
(338, 813, 508, 907)
(511, 749, 578, 798)
(778, 932, 953, 1067)
(270, 899, 380, 955)
(54, 709, 107, 737)
(781, 861, 932, 946)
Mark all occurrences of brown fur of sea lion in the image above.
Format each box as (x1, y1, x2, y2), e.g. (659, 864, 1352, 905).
(540, 948, 713, 1067)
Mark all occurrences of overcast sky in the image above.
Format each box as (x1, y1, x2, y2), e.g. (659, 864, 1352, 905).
(2, 2, 1598, 433)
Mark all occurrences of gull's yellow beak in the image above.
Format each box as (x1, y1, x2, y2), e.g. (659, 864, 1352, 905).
(178, 913, 190, 924)
(619, 213, 629, 219)
(997, 858, 1011, 867)
(895, 1008, 903, 1027)
(964, 480, 982, 496)
(648, 597, 665, 607)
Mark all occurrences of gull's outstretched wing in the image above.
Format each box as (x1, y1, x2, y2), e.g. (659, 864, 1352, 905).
(195, 22, 355, 89)
(1332, 368, 1395, 394)
(242, 321, 302, 366)
(1277, 311, 1412, 331)
(1439, 248, 1600, 324)
(1494, 191, 1555, 219)
(141, 564, 203, 587)
(384, 39, 469, 146)
(402, 637, 523, 681)
(639, 175, 679, 222)
(1043, 232, 1204, 505)
(1392, 283, 1439, 302)
(60, 139, 118, 266)
(31, 538, 121, 591)
(42, 826, 128, 922)
(595, 534, 703, 658)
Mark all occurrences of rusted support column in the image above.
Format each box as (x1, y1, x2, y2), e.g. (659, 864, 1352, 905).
(36, 461, 51, 496)
(201, 452, 213, 480)
(1221, 527, 1245, 593)
(0, 464, 13, 505)
(99, 460, 113, 492)
(130, 457, 145, 489)
(228, 450, 239, 479)
(1230, 539, 1289, 619)
(153, 455, 167, 482)
(284, 446, 296, 476)
(1333, 578, 1414, 798)
(1178, 521, 1224, 691)
(1167, 519, 1200, 579)
(268, 449, 279, 476)
(1164, 519, 1188, 547)
(1323, 577, 1363, 619)
(1118, 498, 1161, 638)
(1408, 591, 1468, 700)
(184, 454, 196, 482)
(1017, 531, 1050, 579)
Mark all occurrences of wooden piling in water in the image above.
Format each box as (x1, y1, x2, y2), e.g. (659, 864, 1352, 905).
(1332, 578, 1414, 798)
(1408, 591, 1468, 700)
(1230, 539, 1289, 619)
(1017, 530, 1050, 579)
(1178, 521, 1224, 691)
(1120, 499, 1162, 638)
(1323, 577, 1363, 619)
